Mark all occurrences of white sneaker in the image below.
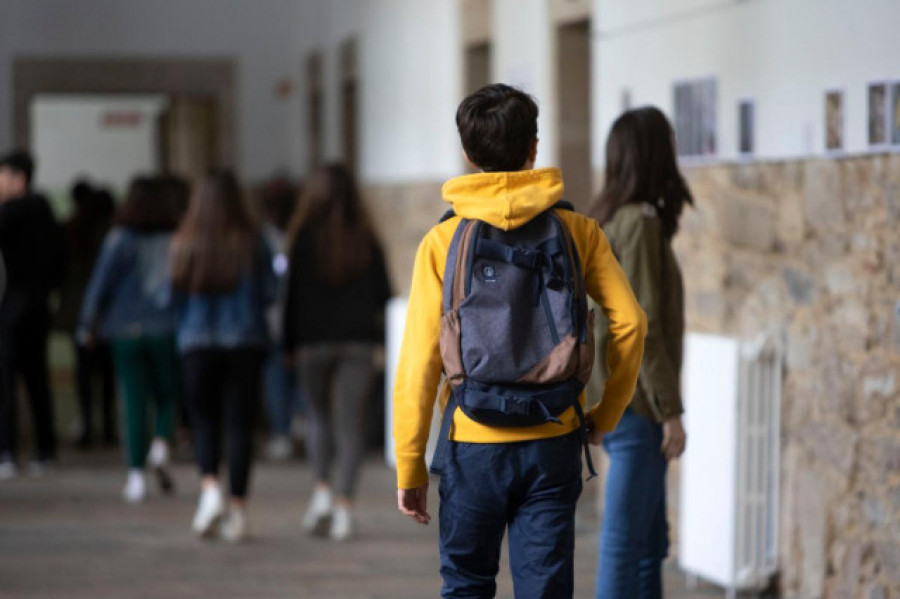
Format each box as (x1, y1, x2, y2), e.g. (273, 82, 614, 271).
(192, 486, 224, 538)
(329, 505, 354, 541)
(265, 436, 292, 462)
(302, 487, 333, 535)
(221, 507, 249, 543)
(122, 470, 147, 503)
(147, 439, 174, 495)
(0, 460, 17, 481)
(147, 438, 169, 467)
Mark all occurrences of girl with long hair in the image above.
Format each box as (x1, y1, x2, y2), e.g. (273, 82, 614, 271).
(590, 107, 692, 598)
(79, 176, 180, 502)
(283, 163, 391, 541)
(171, 170, 275, 542)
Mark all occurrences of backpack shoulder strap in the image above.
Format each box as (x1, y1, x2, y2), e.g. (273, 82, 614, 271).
(439, 208, 456, 223)
(442, 217, 476, 314)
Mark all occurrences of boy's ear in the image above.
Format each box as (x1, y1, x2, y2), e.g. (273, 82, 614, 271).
(520, 138, 539, 170)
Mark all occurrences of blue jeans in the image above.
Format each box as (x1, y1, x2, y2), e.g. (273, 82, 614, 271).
(438, 429, 583, 599)
(595, 409, 669, 599)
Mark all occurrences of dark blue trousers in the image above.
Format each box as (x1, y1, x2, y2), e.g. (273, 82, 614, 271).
(595, 409, 669, 599)
(438, 429, 583, 598)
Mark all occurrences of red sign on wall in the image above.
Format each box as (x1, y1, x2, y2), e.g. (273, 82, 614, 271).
(100, 111, 143, 128)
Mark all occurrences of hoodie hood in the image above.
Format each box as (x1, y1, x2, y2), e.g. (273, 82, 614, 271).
(441, 167, 564, 231)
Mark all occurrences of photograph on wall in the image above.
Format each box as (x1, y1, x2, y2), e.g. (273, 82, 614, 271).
(868, 83, 887, 146)
(892, 82, 900, 145)
(673, 78, 717, 157)
(738, 100, 754, 155)
(701, 79, 717, 155)
(825, 90, 843, 151)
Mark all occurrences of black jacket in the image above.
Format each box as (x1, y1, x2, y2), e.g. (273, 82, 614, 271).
(0, 193, 65, 320)
(283, 231, 391, 351)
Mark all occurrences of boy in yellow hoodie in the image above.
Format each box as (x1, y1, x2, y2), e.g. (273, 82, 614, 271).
(394, 84, 646, 598)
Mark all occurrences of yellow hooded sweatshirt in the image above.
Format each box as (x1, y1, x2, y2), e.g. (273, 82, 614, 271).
(393, 167, 647, 490)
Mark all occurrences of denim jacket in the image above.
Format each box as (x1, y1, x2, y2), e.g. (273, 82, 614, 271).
(78, 228, 176, 340)
(175, 238, 277, 353)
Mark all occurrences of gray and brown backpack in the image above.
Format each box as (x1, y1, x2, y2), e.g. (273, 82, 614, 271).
(431, 201, 597, 478)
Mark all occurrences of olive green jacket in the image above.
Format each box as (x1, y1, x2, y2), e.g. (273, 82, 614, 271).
(592, 202, 684, 423)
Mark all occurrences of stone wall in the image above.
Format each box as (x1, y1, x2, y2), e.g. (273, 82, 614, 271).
(364, 155, 900, 598)
(677, 156, 900, 599)
(363, 181, 446, 296)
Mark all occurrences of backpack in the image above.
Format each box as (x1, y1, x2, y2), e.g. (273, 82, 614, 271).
(430, 201, 597, 479)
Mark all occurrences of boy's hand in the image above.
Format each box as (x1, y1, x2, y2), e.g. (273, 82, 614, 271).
(398, 484, 431, 525)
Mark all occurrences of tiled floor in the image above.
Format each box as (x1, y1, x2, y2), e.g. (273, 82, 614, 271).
(0, 450, 728, 598)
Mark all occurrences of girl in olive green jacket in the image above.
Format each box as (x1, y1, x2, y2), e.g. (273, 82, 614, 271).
(590, 106, 692, 599)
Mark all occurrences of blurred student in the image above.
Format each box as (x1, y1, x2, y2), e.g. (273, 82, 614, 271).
(158, 174, 190, 223)
(589, 107, 690, 599)
(79, 177, 180, 502)
(58, 180, 116, 448)
(0, 150, 65, 479)
(171, 170, 275, 543)
(257, 178, 301, 461)
(283, 163, 391, 541)
(157, 175, 193, 446)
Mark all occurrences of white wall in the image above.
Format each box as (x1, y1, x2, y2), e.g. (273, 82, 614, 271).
(593, 0, 900, 166)
(0, 0, 304, 180)
(357, 0, 463, 184)
(31, 95, 168, 193)
(493, 0, 559, 168)
(293, 0, 363, 168)
(293, 0, 465, 184)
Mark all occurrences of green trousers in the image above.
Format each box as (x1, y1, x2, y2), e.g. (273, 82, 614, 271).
(110, 335, 180, 468)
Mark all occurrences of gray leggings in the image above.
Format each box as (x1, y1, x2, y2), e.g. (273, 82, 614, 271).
(298, 343, 374, 499)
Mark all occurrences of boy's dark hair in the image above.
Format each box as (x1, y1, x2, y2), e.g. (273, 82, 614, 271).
(456, 84, 538, 172)
(0, 149, 35, 186)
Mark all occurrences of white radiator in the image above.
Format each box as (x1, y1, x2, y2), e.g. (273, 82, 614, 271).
(679, 332, 784, 597)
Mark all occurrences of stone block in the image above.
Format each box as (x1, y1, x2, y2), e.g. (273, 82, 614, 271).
(866, 584, 887, 599)
(858, 435, 900, 485)
(858, 372, 897, 423)
(818, 356, 858, 423)
(804, 160, 845, 230)
(364, 180, 444, 295)
(792, 466, 828, 599)
(713, 189, 776, 252)
(776, 191, 807, 247)
(796, 419, 858, 482)
(829, 541, 863, 599)
(862, 373, 896, 400)
(833, 298, 871, 354)
(893, 299, 900, 351)
(783, 267, 817, 305)
(825, 260, 864, 296)
(786, 328, 815, 370)
(862, 497, 891, 527)
(875, 543, 900, 590)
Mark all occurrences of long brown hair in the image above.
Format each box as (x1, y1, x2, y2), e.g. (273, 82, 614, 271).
(286, 163, 375, 285)
(589, 106, 693, 238)
(170, 170, 258, 293)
